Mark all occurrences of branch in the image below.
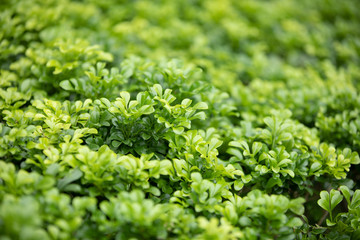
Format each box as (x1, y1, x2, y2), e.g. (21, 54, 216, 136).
(317, 210, 328, 226)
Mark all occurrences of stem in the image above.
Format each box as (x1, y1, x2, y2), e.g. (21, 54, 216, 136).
(329, 210, 333, 222)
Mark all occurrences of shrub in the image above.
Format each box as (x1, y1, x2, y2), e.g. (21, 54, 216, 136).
(1, 0, 360, 239)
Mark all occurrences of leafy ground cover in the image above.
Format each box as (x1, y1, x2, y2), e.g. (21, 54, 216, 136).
(1, 0, 360, 239)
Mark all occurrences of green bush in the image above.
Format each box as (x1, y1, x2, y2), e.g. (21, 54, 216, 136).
(1, 0, 360, 239)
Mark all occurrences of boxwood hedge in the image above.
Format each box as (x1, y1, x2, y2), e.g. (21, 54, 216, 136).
(1, 0, 360, 239)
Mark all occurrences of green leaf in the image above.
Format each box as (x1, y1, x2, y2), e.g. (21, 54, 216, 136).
(147, 186, 161, 196)
(152, 84, 163, 97)
(265, 177, 282, 189)
(45, 163, 60, 176)
(191, 172, 202, 182)
(318, 189, 343, 223)
(339, 185, 351, 205)
(350, 190, 360, 210)
(193, 102, 208, 110)
(318, 191, 331, 212)
(90, 107, 100, 124)
(59, 80, 74, 91)
(326, 219, 336, 227)
(287, 217, 303, 227)
(37, 176, 55, 190)
(310, 162, 322, 174)
(111, 140, 121, 148)
(57, 168, 83, 190)
(120, 91, 130, 106)
(252, 142, 262, 156)
(234, 179, 244, 191)
(181, 99, 192, 107)
(289, 198, 305, 215)
(330, 189, 343, 212)
(173, 127, 184, 135)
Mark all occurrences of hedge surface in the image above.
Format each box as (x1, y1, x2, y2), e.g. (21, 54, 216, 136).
(1, 0, 360, 239)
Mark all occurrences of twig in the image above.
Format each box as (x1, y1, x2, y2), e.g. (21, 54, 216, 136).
(318, 211, 328, 226)
(304, 192, 310, 201)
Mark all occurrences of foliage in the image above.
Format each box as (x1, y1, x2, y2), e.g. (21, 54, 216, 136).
(1, 0, 360, 239)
